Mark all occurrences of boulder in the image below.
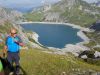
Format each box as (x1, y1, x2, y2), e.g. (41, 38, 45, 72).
(94, 51, 100, 58)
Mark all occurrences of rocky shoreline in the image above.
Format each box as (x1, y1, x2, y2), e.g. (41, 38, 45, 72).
(19, 21, 92, 56)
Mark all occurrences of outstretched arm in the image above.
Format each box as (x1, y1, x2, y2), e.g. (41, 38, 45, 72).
(14, 36, 25, 47)
(18, 42, 24, 47)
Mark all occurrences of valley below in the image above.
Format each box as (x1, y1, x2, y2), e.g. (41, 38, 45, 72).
(0, 0, 100, 75)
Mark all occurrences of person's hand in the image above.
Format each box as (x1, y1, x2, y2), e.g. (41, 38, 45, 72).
(19, 43, 24, 47)
(3, 46, 7, 58)
(3, 53, 6, 58)
(14, 38, 19, 43)
(4, 46, 7, 50)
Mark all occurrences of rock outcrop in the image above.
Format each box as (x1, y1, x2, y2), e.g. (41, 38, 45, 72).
(0, 7, 23, 26)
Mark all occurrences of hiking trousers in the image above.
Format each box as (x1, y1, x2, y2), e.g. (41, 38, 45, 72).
(7, 52, 20, 73)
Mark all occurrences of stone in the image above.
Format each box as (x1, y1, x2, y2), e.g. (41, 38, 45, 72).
(94, 51, 100, 58)
(81, 55, 88, 59)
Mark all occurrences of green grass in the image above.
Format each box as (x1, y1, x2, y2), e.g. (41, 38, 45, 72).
(65, 7, 97, 27)
(24, 12, 44, 22)
(20, 49, 100, 75)
(23, 0, 100, 27)
(0, 21, 13, 33)
(84, 41, 97, 48)
(84, 32, 100, 51)
(0, 45, 4, 50)
(93, 47, 100, 52)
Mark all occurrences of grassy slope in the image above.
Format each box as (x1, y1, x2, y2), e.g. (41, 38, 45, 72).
(59, 1, 100, 27)
(20, 49, 100, 75)
(0, 21, 13, 33)
(0, 21, 13, 50)
(84, 32, 100, 52)
(0, 23, 100, 75)
(24, 11, 44, 22)
(0, 3, 100, 74)
(24, 0, 100, 27)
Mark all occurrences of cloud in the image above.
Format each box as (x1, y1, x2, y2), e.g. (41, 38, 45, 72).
(0, 0, 59, 8)
(0, 0, 97, 9)
(83, 0, 98, 3)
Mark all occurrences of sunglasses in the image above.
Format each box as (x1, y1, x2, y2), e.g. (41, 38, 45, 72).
(11, 32, 17, 34)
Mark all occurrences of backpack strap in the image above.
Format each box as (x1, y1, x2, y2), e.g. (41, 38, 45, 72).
(5, 36, 10, 45)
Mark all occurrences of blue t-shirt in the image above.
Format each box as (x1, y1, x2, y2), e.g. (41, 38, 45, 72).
(6, 36, 21, 52)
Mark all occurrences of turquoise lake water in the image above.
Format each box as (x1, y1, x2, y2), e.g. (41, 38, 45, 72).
(21, 23, 83, 48)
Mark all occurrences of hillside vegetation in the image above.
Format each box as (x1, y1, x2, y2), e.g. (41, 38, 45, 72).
(24, 0, 100, 27)
(20, 49, 100, 75)
(23, 0, 100, 61)
(0, 1, 100, 75)
(24, 11, 44, 22)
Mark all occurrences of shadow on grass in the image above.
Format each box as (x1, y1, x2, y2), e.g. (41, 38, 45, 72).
(19, 66, 27, 75)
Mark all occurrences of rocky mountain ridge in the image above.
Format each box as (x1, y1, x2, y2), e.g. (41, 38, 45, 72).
(0, 7, 23, 26)
(25, 0, 100, 27)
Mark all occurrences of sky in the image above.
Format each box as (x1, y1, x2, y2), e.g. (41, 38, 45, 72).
(0, 0, 98, 12)
(0, 0, 60, 12)
(0, 0, 59, 8)
(83, 0, 98, 3)
(0, 0, 98, 8)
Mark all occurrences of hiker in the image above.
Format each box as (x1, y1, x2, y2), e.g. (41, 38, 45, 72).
(3, 28, 24, 75)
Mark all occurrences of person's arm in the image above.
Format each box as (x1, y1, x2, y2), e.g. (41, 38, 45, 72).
(3, 46, 7, 53)
(19, 42, 24, 47)
(3, 37, 8, 57)
(15, 42, 24, 47)
(3, 45, 7, 57)
(14, 36, 24, 47)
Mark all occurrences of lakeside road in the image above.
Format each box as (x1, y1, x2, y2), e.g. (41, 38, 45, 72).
(17, 21, 92, 56)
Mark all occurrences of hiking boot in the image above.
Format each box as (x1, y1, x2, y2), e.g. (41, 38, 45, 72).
(9, 72, 14, 75)
(15, 65, 20, 75)
(16, 72, 22, 75)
